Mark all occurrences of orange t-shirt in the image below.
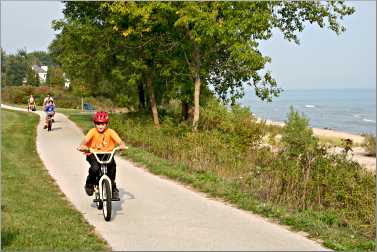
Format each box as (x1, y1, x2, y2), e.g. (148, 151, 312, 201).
(84, 128, 122, 152)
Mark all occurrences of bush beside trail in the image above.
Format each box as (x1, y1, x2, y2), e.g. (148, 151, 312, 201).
(102, 100, 375, 251)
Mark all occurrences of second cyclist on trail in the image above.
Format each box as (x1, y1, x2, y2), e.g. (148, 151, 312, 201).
(78, 111, 126, 200)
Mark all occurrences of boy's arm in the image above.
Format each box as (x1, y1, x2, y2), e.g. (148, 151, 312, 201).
(111, 129, 126, 150)
(78, 129, 93, 151)
(78, 139, 90, 152)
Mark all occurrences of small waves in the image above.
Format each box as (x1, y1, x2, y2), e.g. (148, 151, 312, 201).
(363, 118, 376, 123)
(241, 89, 376, 134)
(352, 114, 375, 123)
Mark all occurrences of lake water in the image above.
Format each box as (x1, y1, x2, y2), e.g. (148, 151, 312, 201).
(238, 88, 376, 135)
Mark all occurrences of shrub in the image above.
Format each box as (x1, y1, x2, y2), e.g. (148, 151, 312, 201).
(199, 99, 266, 150)
(246, 106, 376, 234)
(281, 106, 319, 157)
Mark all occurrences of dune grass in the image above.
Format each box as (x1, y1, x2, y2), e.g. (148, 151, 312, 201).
(1, 109, 109, 251)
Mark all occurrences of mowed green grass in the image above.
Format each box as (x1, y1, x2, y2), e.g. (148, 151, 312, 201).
(1, 109, 109, 251)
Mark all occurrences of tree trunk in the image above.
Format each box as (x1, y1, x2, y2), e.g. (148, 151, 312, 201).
(138, 82, 146, 110)
(192, 76, 201, 129)
(146, 76, 159, 127)
(181, 101, 194, 121)
(192, 45, 201, 130)
(182, 101, 189, 120)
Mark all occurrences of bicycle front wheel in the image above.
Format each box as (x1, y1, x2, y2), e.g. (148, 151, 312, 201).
(101, 179, 112, 221)
(47, 119, 52, 131)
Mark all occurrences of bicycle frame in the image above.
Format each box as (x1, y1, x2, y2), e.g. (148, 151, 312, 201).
(28, 104, 36, 111)
(90, 147, 120, 201)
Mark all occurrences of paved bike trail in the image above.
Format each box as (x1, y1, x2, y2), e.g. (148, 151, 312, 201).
(2, 104, 329, 251)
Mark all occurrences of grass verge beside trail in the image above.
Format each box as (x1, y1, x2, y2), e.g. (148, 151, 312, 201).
(66, 112, 375, 251)
(1, 109, 109, 251)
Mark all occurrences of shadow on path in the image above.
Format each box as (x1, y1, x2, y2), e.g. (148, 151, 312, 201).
(112, 189, 136, 219)
(88, 188, 135, 221)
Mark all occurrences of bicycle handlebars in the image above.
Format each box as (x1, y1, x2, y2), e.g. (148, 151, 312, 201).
(78, 146, 128, 164)
(91, 147, 120, 164)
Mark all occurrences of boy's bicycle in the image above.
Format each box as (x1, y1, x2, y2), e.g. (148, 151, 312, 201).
(87, 147, 121, 221)
(28, 104, 36, 112)
(46, 112, 54, 131)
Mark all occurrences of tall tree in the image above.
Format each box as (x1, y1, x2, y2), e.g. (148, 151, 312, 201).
(51, 2, 141, 108)
(25, 66, 39, 86)
(27, 51, 57, 67)
(46, 66, 65, 87)
(50, 1, 354, 128)
(173, 1, 354, 128)
(4, 49, 28, 86)
(104, 2, 181, 127)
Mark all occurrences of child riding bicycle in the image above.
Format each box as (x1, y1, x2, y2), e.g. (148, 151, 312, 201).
(78, 111, 126, 200)
(44, 100, 55, 129)
(28, 94, 36, 112)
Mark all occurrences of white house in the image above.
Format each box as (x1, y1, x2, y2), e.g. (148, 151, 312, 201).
(31, 65, 48, 83)
(63, 72, 71, 88)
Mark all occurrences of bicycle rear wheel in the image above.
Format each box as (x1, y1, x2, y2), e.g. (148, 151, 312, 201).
(102, 179, 112, 221)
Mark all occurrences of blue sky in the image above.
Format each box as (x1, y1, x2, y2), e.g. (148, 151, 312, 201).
(1, 1, 376, 90)
(258, 1, 376, 90)
(1, 1, 64, 53)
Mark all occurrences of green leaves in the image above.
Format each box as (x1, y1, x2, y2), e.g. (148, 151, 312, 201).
(270, 1, 355, 44)
(282, 106, 319, 158)
(50, 1, 354, 120)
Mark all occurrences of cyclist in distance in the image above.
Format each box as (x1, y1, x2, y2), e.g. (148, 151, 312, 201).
(28, 94, 36, 111)
(43, 93, 54, 106)
(43, 93, 55, 123)
(78, 111, 126, 200)
(43, 99, 55, 129)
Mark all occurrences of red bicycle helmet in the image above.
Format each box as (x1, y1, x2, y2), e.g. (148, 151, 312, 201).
(93, 111, 109, 123)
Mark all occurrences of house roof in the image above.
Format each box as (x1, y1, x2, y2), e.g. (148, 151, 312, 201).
(32, 65, 47, 74)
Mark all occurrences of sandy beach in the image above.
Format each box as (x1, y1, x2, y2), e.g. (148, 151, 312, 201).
(261, 118, 365, 143)
(259, 118, 375, 171)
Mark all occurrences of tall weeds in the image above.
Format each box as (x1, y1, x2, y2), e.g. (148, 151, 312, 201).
(109, 100, 375, 242)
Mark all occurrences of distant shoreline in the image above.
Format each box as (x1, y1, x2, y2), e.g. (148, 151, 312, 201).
(258, 118, 366, 144)
(241, 88, 375, 137)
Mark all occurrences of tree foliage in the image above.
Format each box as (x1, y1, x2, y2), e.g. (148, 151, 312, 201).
(50, 1, 354, 126)
(2, 49, 28, 86)
(46, 66, 65, 87)
(2, 49, 57, 86)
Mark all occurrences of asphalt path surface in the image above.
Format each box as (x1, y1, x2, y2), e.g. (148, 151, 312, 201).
(2, 104, 329, 251)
